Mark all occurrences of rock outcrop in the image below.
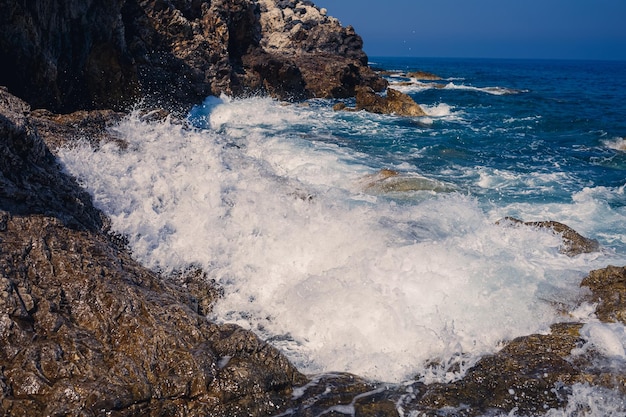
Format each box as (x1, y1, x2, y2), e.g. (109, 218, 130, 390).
(354, 87, 427, 117)
(0, 0, 386, 113)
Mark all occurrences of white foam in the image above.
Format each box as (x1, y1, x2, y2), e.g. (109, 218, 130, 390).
(579, 322, 626, 358)
(442, 82, 526, 95)
(603, 136, 626, 152)
(392, 81, 526, 96)
(57, 97, 626, 384)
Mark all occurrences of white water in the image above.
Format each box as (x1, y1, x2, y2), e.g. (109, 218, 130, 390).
(58, 96, 626, 386)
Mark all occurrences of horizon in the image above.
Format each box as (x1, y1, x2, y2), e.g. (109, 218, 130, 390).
(313, 0, 626, 62)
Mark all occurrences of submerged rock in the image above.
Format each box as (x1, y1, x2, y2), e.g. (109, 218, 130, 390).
(361, 169, 455, 193)
(498, 217, 600, 256)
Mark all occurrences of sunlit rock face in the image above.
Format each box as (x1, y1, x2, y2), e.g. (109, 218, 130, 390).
(0, 0, 385, 113)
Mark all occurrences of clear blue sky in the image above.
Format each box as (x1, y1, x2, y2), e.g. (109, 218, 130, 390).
(313, 0, 626, 60)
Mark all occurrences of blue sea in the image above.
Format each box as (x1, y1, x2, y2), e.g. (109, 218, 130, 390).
(59, 57, 626, 415)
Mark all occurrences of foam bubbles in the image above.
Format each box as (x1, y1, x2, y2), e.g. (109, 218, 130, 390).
(58, 97, 626, 385)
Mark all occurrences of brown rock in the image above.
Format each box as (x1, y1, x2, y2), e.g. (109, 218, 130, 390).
(0, 88, 306, 416)
(407, 323, 585, 416)
(407, 71, 442, 80)
(580, 265, 626, 323)
(0, 0, 386, 113)
(498, 217, 600, 256)
(355, 87, 427, 117)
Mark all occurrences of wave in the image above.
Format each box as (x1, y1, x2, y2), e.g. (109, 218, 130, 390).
(391, 80, 527, 95)
(57, 97, 626, 385)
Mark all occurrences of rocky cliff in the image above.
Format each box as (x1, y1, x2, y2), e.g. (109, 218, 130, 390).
(0, 0, 386, 113)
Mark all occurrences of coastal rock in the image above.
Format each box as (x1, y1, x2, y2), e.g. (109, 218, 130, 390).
(580, 265, 626, 323)
(0, 0, 139, 112)
(355, 87, 427, 117)
(361, 169, 456, 193)
(407, 323, 584, 416)
(0, 0, 386, 113)
(407, 71, 442, 80)
(0, 88, 307, 416)
(498, 217, 600, 256)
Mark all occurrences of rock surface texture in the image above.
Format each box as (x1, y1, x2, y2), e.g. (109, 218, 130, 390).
(0, 0, 386, 113)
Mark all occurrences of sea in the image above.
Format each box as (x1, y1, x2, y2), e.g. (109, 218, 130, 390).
(58, 57, 626, 415)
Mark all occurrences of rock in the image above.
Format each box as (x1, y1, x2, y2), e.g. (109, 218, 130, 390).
(407, 71, 442, 80)
(355, 87, 427, 117)
(580, 265, 626, 323)
(0, 0, 386, 113)
(0, 88, 307, 416)
(497, 217, 600, 256)
(333, 102, 347, 111)
(0, 0, 139, 112)
(0, 87, 104, 230)
(408, 323, 584, 416)
(360, 169, 456, 193)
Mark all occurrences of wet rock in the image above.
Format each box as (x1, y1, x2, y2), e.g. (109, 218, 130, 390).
(0, 89, 307, 416)
(30, 108, 127, 150)
(498, 217, 600, 256)
(285, 373, 401, 417)
(361, 169, 456, 193)
(354, 87, 427, 117)
(404, 324, 583, 416)
(580, 265, 626, 323)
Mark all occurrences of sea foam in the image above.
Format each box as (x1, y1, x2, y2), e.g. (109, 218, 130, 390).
(58, 96, 626, 384)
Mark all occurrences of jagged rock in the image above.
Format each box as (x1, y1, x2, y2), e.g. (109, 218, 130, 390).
(0, 0, 386, 113)
(0, 0, 139, 112)
(354, 87, 427, 117)
(0, 87, 104, 230)
(580, 265, 626, 323)
(498, 217, 600, 256)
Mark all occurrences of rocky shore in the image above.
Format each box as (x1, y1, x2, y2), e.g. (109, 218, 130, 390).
(2, 0, 626, 416)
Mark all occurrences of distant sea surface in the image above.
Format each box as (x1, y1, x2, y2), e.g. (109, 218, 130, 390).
(59, 57, 626, 415)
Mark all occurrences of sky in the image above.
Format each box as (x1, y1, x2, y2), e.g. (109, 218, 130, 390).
(312, 0, 626, 60)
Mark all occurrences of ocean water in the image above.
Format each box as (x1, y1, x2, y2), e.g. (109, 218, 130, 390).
(58, 57, 626, 414)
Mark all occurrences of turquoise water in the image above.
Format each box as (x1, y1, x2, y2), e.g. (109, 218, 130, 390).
(60, 57, 626, 414)
(326, 58, 626, 206)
